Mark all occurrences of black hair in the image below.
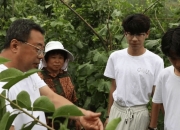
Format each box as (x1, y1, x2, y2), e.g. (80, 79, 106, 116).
(161, 26, 180, 57)
(122, 13, 150, 34)
(4, 19, 45, 49)
(45, 50, 68, 62)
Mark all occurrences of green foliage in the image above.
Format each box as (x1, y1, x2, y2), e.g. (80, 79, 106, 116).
(105, 117, 121, 130)
(0, 90, 6, 121)
(33, 96, 55, 112)
(0, 57, 10, 64)
(16, 91, 31, 109)
(0, 112, 11, 130)
(0, 57, 118, 129)
(1, 0, 180, 129)
(2, 69, 42, 89)
(53, 105, 84, 119)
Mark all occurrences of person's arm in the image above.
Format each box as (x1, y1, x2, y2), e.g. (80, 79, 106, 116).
(149, 102, 161, 129)
(104, 79, 116, 127)
(9, 126, 14, 130)
(40, 86, 103, 130)
(151, 85, 156, 97)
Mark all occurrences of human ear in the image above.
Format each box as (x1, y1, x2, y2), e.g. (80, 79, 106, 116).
(10, 39, 20, 53)
(146, 30, 150, 38)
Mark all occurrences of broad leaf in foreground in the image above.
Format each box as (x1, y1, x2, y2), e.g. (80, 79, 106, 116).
(105, 117, 121, 130)
(53, 105, 84, 119)
(16, 91, 31, 109)
(2, 69, 41, 90)
(33, 96, 55, 112)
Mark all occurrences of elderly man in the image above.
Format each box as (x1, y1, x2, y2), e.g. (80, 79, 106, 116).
(0, 19, 103, 130)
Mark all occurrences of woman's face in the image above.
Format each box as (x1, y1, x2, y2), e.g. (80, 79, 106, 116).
(46, 53, 65, 72)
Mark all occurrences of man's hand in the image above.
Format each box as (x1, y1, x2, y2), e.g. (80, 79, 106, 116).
(75, 120, 83, 130)
(79, 111, 103, 130)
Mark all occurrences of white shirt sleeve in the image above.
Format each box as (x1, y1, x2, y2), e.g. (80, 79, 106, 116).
(30, 73, 47, 89)
(154, 58, 164, 86)
(104, 54, 115, 79)
(152, 71, 163, 103)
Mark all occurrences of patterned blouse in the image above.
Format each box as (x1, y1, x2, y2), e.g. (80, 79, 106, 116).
(38, 67, 77, 103)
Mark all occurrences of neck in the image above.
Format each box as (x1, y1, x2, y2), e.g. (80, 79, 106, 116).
(46, 67, 62, 75)
(0, 50, 16, 69)
(174, 68, 180, 76)
(127, 47, 146, 56)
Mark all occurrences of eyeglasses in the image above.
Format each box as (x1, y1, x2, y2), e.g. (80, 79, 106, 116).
(26, 43, 45, 56)
(125, 32, 146, 39)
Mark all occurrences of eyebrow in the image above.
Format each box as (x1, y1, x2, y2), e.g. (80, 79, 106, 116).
(36, 43, 45, 49)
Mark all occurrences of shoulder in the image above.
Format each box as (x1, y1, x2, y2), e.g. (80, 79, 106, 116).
(0, 64, 8, 72)
(145, 50, 163, 62)
(37, 72, 44, 79)
(60, 71, 71, 77)
(109, 48, 127, 59)
(159, 66, 173, 79)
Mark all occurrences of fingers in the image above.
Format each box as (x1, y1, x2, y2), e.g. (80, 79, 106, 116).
(89, 112, 101, 118)
(98, 119, 104, 130)
(80, 117, 103, 130)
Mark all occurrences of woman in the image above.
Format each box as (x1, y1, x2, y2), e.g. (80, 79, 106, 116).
(38, 41, 81, 130)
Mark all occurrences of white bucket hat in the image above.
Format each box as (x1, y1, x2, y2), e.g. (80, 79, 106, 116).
(38, 41, 74, 71)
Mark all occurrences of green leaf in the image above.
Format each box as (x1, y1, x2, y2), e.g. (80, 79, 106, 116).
(98, 26, 107, 36)
(59, 123, 69, 130)
(5, 114, 19, 130)
(83, 96, 91, 109)
(111, 9, 122, 18)
(0, 68, 23, 82)
(20, 117, 39, 130)
(0, 112, 11, 130)
(76, 41, 83, 49)
(0, 90, 6, 121)
(17, 91, 31, 109)
(33, 96, 55, 112)
(145, 39, 160, 49)
(0, 57, 10, 64)
(52, 105, 84, 119)
(2, 69, 41, 90)
(105, 117, 121, 130)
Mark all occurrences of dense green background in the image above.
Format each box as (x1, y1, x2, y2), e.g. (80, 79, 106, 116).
(0, 0, 180, 129)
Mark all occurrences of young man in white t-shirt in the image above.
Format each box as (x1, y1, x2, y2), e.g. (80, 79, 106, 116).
(0, 19, 103, 130)
(104, 14, 164, 130)
(149, 26, 180, 130)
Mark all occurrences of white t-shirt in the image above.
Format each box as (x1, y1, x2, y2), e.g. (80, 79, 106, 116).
(153, 66, 180, 130)
(104, 48, 164, 106)
(0, 64, 47, 130)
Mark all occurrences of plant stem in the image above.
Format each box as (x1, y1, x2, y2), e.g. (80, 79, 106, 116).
(155, 9, 165, 33)
(59, 0, 108, 51)
(0, 94, 54, 130)
(143, 0, 159, 14)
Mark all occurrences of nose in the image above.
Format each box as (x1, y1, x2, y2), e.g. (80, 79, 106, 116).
(55, 59, 60, 62)
(38, 53, 44, 59)
(131, 35, 138, 40)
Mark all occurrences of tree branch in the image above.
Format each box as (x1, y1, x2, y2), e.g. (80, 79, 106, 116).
(155, 9, 165, 33)
(0, 94, 54, 130)
(59, 0, 108, 51)
(143, 0, 159, 14)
